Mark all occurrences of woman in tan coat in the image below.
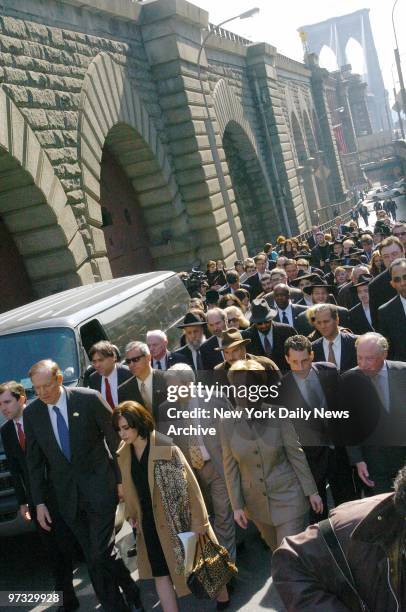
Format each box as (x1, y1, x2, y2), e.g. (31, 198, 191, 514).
(220, 360, 323, 551)
(113, 401, 229, 612)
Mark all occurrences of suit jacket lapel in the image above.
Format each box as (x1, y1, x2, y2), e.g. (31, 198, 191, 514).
(36, 399, 66, 459)
(65, 387, 77, 460)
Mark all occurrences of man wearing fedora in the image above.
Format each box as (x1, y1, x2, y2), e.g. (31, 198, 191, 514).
(214, 328, 278, 372)
(349, 274, 374, 335)
(241, 300, 297, 371)
(336, 264, 371, 310)
(170, 311, 207, 372)
(295, 276, 351, 334)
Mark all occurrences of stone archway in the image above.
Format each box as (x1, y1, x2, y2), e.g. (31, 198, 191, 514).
(0, 89, 90, 312)
(222, 121, 273, 254)
(212, 79, 280, 252)
(78, 52, 187, 277)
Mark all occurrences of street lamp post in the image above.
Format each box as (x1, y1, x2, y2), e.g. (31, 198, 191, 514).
(392, 0, 406, 133)
(196, 8, 259, 260)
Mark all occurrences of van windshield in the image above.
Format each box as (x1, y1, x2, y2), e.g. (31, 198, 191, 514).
(0, 327, 79, 394)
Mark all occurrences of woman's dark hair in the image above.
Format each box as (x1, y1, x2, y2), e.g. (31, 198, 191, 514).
(218, 293, 244, 310)
(234, 288, 250, 302)
(112, 401, 155, 438)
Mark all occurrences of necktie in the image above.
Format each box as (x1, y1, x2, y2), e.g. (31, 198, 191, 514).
(263, 334, 272, 356)
(371, 374, 389, 413)
(282, 311, 289, 325)
(52, 406, 71, 461)
(328, 341, 337, 366)
(16, 422, 25, 451)
(156, 360, 162, 370)
(195, 350, 203, 371)
(104, 377, 115, 409)
(140, 382, 152, 411)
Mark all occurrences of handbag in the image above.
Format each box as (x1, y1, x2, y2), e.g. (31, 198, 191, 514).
(186, 534, 238, 600)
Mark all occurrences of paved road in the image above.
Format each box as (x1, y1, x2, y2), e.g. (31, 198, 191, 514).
(0, 521, 285, 612)
(2, 192, 405, 612)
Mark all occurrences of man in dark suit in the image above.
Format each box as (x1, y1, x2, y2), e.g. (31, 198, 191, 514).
(271, 283, 308, 329)
(369, 236, 404, 328)
(146, 330, 178, 370)
(341, 333, 406, 495)
(200, 308, 227, 370)
(264, 268, 304, 306)
(88, 341, 132, 407)
(377, 257, 406, 361)
(310, 304, 357, 371)
(245, 253, 268, 299)
(213, 328, 279, 373)
(218, 270, 250, 296)
(241, 300, 296, 371)
(280, 335, 357, 521)
(118, 341, 168, 423)
(170, 312, 207, 372)
(310, 231, 331, 271)
(349, 274, 374, 335)
(336, 264, 370, 309)
(0, 381, 78, 612)
(24, 360, 142, 612)
(295, 277, 352, 332)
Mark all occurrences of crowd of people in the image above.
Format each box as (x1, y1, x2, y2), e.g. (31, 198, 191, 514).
(1, 200, 406, 611)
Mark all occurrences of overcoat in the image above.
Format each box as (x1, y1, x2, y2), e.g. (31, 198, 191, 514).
(117, 430, 217, 597)
(219, 405, 316, 526)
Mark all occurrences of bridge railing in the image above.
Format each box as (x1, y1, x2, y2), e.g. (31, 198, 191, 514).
(208, 23, 252, 46)
(294, 198, 353, 244)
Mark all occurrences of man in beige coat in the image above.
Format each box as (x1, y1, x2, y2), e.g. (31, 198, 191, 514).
(220, 360, 323, 551)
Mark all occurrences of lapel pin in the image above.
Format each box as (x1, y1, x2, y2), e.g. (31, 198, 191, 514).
(73, 412, 80, 417)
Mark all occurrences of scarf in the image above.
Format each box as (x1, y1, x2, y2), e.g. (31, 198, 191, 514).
(154, 450, 192, 574)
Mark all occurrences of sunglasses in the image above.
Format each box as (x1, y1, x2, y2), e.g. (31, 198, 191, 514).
(125, 355, 145, 364)
(228, 317, 240, 324)
(392, 274, 406, 283)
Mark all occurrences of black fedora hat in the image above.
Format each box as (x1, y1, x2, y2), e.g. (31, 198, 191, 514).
(302, 275, 333, 294)
(351, 273, 373, 292)
(294, 251, 312, 261)
(177, 312, 206, 328)
(290, 272, 320, 287)
(250, 299, 277, 324)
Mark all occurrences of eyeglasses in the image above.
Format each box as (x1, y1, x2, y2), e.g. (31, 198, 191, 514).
(393, 232, 406, 237)
(392, 274, 406, 283)
(125, 355, 145, 364)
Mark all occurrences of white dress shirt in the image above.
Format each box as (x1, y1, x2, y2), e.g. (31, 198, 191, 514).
(400, 295, 406, 317)
(322, 334, 342, 368)
(362, 304, 372, 327)
(136, 371, 153, 407)
(101, 366, 118, 406)
(47, 386, 69, 450)
(259, 328, 273, 351)
(13, 415, 24, 437)
(153, 354, 167, 370)
(277, 303, 293, 327)
(371, 361, 390, 413)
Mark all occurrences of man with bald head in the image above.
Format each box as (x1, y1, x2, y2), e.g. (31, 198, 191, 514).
(340, 333, 406, 495)
(272, 283, 308, 330)
(24, 360, 143, 612)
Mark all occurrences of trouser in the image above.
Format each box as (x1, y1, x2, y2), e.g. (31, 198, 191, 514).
(253, 515, 307, 551)
(195, 460, 236, 562)
(306, 447, 358, 523)
(33, 505, 75, 599)
(67, 496, 137, 612)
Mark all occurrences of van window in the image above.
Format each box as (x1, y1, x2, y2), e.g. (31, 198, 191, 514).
(80, 319, 108, 356)
(0, 327, 79, 394)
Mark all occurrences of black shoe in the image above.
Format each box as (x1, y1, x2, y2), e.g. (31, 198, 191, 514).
(216, 600, 230, 610)
(127, 545, 137, 558)
(123, 585, 144, 612)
